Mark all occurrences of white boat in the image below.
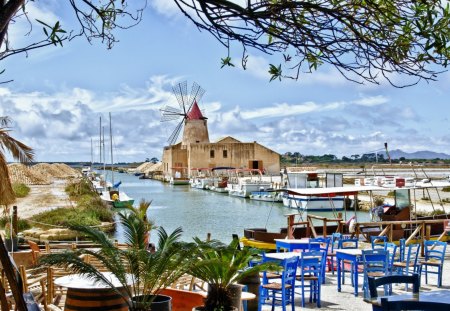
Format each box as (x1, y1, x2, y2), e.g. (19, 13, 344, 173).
(169, 167, 190, 185)
(190, 168, 217, 189)
(282, 170, 346, 211)
(209, 167, 234, 193)
(92, 176, 112, 194)
(99, 113, 134, 208)
(100, 189, 134, 208)
(249, 189, 283, 202)
(227, 169, 272, 198)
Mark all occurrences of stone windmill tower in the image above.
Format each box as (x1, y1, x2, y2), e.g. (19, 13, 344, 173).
(160, 81, 209, 146)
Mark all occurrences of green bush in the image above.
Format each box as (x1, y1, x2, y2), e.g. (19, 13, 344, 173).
(65, 178, 96, 198)
(442, 186, 450, 192)
(30, 203, 114, 230)
(12, 183, 30, 198)
(0, 217, 31, 232)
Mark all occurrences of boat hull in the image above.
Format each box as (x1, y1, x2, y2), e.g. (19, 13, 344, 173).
(249, 191, 283, 202)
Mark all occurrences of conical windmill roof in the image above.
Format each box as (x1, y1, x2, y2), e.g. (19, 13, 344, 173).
(187, 101, 205, 120)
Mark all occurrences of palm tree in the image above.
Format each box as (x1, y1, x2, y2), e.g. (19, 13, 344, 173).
(0, 116, 34, 213)
(40, 209, 196, 310)
(188, 238, 279, 311)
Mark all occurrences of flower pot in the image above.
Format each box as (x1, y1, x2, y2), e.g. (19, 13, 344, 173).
(206, 284, 242, 311)
(132, 294, 172, 311)
(5, 237, 18, 252)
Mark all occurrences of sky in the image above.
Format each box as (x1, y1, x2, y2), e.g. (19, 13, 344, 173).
(1, 0, 450, 163)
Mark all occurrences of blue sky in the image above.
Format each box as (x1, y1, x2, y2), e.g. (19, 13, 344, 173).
(1, 1, 450, 163)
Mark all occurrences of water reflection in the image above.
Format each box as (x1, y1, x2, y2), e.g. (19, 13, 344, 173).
(111, 173, 370, 243)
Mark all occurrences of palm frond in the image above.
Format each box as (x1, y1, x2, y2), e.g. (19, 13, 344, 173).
(0, 128, 34, 163)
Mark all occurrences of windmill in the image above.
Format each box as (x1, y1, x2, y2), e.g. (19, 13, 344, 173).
(160, 81, 207, 146)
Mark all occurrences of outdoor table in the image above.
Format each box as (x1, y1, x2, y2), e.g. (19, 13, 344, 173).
(336, 248, 363, 297)
(54, 272, 131, 311)
(364, 289, 450, 311)
(274, 239, 320, 252)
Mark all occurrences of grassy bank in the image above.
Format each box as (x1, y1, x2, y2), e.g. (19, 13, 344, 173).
(29, 179, 114, 230)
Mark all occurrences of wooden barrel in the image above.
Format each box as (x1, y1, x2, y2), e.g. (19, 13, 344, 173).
(64, 288, 128, 311)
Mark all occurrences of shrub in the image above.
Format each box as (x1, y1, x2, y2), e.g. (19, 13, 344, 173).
(12, 183, 30, 198)
(442, 186, 450, 192)
(0, 217, 31, 232)
(30, 204, 114, 230)
(65, 178, 96, 198)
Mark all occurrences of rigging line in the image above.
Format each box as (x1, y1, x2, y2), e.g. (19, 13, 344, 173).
(264, 200, 275, 229)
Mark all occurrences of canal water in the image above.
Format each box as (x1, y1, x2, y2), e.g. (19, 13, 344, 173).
(111, 172, 370, 244)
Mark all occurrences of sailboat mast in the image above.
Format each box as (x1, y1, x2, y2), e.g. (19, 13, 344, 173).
(102, 126, 106, 183)
(110, 112, 114, 186)
(90, 137, 93, 167)
(99, 117, 102, 166)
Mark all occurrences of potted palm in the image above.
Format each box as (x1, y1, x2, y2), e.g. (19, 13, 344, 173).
(188, 238, 279, 311)
(40, 208, 196, 311)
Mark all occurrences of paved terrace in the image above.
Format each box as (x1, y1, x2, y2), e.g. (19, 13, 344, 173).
(261, 246, 450, 310)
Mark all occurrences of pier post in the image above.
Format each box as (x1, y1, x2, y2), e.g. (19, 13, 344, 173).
(12, 206, 18, 237)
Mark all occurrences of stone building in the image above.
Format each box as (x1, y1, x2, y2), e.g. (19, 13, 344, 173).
(162, 102, 280, 177)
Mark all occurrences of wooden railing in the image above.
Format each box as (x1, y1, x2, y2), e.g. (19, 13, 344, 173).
(354, 219, 449, 256)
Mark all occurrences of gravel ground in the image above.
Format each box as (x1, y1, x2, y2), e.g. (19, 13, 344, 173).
(14, 179, 74, 219)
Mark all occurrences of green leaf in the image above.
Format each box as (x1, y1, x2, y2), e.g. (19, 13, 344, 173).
(221, 56, 235, 68)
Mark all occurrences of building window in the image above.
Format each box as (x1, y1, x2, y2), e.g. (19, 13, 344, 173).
(223, 150, 228, 158)
(210, 150, 215, 158)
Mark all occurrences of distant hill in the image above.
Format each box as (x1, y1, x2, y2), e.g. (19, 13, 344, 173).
(389, 149, 450, 160)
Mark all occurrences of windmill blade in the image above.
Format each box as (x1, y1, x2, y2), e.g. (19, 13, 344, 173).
(168, 119, 184, 145)
(172, 81, 188, 114)
(160, 105, 183, 122)
(187, 82, 205, 112)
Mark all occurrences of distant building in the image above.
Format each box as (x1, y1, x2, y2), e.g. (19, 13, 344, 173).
(162, 102, 280, 177)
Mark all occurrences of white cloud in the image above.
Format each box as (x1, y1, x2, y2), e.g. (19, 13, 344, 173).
(151, 0, 183, 18)
(351, 95, 389, 107)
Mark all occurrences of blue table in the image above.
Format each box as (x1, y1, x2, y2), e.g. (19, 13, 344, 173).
(274, 239, 320, 252)
(336, 249, 362, 297)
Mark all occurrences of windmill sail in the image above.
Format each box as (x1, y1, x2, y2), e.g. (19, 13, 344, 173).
(160, 81, 207, 146)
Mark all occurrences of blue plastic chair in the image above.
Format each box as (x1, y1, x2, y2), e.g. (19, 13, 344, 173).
(309, 237, 330, 284)
(296, 250, 323, 308)
(419, 240, 447, 287)
(398, 238, 406, 262)
(384, 242, 398, 272)
(258, 256, 298, 311)
(393, 243, 420, 275)
(326, 232, 341, 275)
(361, 249, 389, 298)
(338, 237, 359, 286)
(370, 235, 388, 249)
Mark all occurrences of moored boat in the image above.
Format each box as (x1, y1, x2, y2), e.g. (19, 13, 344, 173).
(282, 170, 345, 211)
(100, 190, 135, 208)
(249, 190, 283, 202)
(169, 167, 190, 185)
(227, 169, 272, 198)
